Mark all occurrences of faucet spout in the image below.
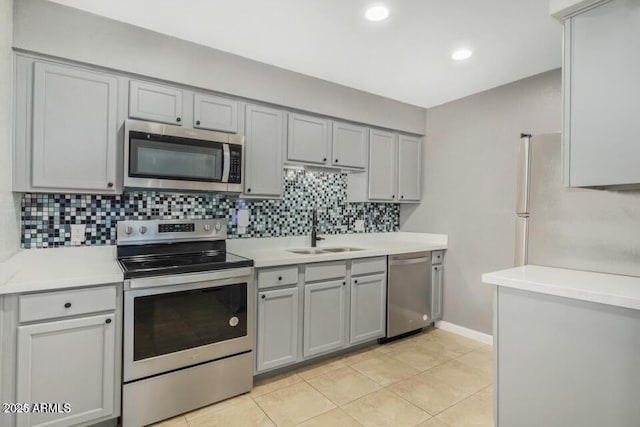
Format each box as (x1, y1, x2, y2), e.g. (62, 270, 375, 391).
(311, 208, 325, 247)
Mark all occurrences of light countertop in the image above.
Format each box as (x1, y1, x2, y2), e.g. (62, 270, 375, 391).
(227, 232, 448, 267)
(482, 265, 640, 311)
(0, 232, 447, 295)
(0, 246, 123, 295)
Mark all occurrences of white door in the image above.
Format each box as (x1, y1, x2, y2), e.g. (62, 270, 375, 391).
(31, 62, 119, 193)
(244, 104, 285, 197)
(397, 135, 422, 202)
(350, 274, 386, 344)
(257, 288, 299, 372)
(16, 314, 116, 427)
(368, 130, 398, 201)
(287, 113, 330, 165)
(332, 122, 368, 169)
(193, 93, 238, 133)
(303, 280, 347, 357)
(129, 80, 183, 125)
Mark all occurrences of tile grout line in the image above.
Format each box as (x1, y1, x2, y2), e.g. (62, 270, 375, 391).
(249, 393, 280, 427)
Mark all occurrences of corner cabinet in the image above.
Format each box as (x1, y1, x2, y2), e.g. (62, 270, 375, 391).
(243, 104, 285, 198)
(14, 59, 121, 194)
(562, 0, 640, 188)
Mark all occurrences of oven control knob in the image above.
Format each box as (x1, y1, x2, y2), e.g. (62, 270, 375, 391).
(124, 226, 133, 235)
(204, 224, 212, 232)
(215, 222, 222, 231)
(139, 226, 147, 235)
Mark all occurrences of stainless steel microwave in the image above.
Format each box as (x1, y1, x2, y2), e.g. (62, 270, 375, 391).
(124, 119, 244, 193)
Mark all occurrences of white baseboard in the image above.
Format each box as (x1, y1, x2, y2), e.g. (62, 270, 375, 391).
(435, 321, 494, 346)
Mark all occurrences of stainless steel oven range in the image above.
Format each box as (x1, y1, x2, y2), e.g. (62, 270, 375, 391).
(117, 219, 254, 427)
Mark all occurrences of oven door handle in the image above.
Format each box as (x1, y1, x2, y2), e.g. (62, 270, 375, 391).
(126, 267, 253, 290)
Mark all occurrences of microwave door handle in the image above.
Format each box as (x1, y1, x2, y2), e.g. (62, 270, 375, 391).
(222, 144, 231, 183)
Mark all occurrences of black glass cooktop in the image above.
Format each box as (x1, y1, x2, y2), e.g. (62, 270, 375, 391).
(117, 241, 253, 279)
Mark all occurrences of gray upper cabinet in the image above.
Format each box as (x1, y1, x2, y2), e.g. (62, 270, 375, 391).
(16, 313, 116, 427)
(350, 273, 386, 345)
(244, 104, 285, 198)
(30, 61, 119, 193)
(368, 130, 398, 201)
(193, 93, 238, 133)
(257, 287, 299, 372)
(563, 0, 640, 187)
(287, 113, 330, 165)
(303, 279, 347, 358)
(397, 135, 422, 201)
(332, 122, 368, 169)
(129, 80, 183, 125)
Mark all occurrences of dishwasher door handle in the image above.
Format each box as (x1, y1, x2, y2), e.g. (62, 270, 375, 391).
(389, 257, 430, 266)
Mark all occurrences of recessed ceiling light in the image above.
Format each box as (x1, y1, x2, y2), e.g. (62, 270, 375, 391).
(365, 5, 390, 22)
(452, 49, 473, 61)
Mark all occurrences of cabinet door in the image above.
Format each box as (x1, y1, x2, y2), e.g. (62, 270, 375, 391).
(16, 313, 116, 427)
(368, 130, 397, 201)
(332, 122, 368, 169)
(350, 274, 386, 345)
(431, 265, 444, 322)
(194, 93, 238, 133)
(257, 288, 299, 372)
(303, 280, 347, 357)
(565, 1, 640, 187)
(32, 62, 118, 193)
(287, 113, 330, 165)
(397, 135, 422, 201)
(129, 80, 183, 125)
(244, 104, 285, 197)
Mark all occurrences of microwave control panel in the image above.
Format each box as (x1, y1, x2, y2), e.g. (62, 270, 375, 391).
(229, 146, 242, 184)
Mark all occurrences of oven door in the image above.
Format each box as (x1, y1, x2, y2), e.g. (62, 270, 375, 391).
(123, 270, 254, 382)
(124, 122, 231, 192)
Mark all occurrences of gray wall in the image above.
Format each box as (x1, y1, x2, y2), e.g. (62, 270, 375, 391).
(13, 0, 426, 135)
(0, 0, 19, 261)
(400, 69, 562, 335)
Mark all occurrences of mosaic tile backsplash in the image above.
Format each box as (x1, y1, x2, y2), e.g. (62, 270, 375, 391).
(22, 169, 400, 248)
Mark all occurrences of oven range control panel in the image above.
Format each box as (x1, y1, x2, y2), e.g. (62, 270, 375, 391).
(116, 219, 227, 244)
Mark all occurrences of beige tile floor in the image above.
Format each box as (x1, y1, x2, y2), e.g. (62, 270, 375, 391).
(152, 329, 494, 427)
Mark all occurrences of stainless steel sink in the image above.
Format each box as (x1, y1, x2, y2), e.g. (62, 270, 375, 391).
(287, 247, 364, 255)
(321, 247, 364, 253)
(287, 248, 327, 255)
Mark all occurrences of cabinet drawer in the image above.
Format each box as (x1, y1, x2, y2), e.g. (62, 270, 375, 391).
(351, 257, 387, 276)
(432, 251, 444, 265)
(305, 261, 347, 282)
(257, 266, 298, 289)
(19, 285, 117, 323)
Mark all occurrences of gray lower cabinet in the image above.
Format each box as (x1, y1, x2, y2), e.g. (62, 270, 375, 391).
(397, 135, 422, 201)
(29, 61, 119, 193)
(287, 113, 331, 165)
(332, 122, 368, 169)
(244, 104, 285, 197)
(303, 280, 347, 357)
(129, 80, 183, 125)
(256, 288, 299, 371)
(431, 264, 444, 322)
(350, 273, 386, 344)
(368, 130, 398, 201)
(16, 313, 116, 427)
(193, 93, 238, 133)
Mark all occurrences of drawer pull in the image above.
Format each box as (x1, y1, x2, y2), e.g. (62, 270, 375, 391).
(64, 302, 72, 308)
(278, 276, 283, 281)
(105, 318, 112, 324)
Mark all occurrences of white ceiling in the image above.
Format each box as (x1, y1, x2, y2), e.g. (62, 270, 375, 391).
(49, 0, 563, 109)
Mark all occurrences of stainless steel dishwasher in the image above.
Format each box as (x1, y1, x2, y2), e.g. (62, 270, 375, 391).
(387, 252, 432, 338)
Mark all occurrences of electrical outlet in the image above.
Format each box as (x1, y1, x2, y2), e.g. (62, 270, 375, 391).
(355, 219, 365, 232)
(70, 224, 86, 245)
